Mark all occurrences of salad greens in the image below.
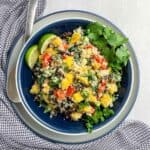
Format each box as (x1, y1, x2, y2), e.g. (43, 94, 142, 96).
(86, 22, 130, 72)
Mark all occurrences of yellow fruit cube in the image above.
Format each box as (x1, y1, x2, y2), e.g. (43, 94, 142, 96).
(100, 94, 112, 108)
(92, 61, 101, 70)
(89, 94, 97, 102)
(72, 92, 84, 103)
(65, 73, 74, 82)
(108, 83, 118, 94)
(42, 84, 50, 94)
(61, 78, 70, 90)
(82, 105, 95, 114)
(61, 73, 74, 90)
(88, 94, 100, 106)
(45, 48, 57, 56)
(63, 56, 74, 68)
(70, 32, 81, 44)
(30, 82, 40, 94)
(70, 112, 82, 121)
(76, 76, 89, 85)
(52, 37, 62, 47)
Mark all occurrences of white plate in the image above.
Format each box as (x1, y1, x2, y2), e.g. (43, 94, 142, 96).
(7, 10, 139, 144)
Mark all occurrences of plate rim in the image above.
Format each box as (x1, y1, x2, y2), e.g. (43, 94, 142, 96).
(7, 10, 140, 144)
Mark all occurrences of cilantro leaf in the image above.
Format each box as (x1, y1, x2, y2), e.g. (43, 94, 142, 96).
(103, 108, 115, 118)
(86, 22, 130, 72)
(116, 45, 130, 66)
(84, 107, 115, 132)
(44, 105, 51, 113)
(86, 22, 104, 36)
(103, 27, 128, 48)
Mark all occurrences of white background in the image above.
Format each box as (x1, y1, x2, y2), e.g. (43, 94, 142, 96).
(44, 0, 150, 125)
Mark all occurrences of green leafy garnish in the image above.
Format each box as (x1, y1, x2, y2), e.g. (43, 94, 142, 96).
(103, 27, 128, 48)
(84, 107, 114, 132)
(103, 108, 115, 118)
(86, 22, 130, 72)
(44, 105, 51, 113)
(37, 76, 45, 86)
(116, 45, 130, 66)
(79, 102, 90, 111)
(50, 76, 60, 87)
(81, 90, 89, 99)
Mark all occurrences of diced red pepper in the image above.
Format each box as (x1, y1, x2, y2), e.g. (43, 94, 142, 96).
(66, 86, 75, 97)
(63, 43, 69, 50)
(101, 80, 107, 86)
(54, 89, 66, 100)
(42, 53, 51, 67)
(62, 54, 67, 59)
(93, 54, 104, 64)
(98, 86, 105, 93)
(98, 81, 107, 93)
(84, 44, 93, 49)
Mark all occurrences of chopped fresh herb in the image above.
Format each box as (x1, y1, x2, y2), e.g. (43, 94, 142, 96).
(84, 107, 115, 132)
(86, 22, 104, 37)
(116, 45, 130, 66)
(103, 27, 128, 48)
(68, 46, 77, 52)
(79, 102, 90, 110)
(103, 108, 115, 118)
(50, 76, 60, 87)
(86, 22, 129, 72)
(44, 105, 51, 113)
(81, 89, 89, 99)
(85, 121, 93, 133)
(37, 76, 45, 85)
(74, 53, 80, 62)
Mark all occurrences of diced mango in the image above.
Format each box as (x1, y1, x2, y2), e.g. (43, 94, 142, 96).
(42, 84, 50, 94)
(52, 37, 62, 47)
(65, 72, 74, 82)
(76, 76, 89, 85)
(30, 82, 40, 94)
(61, 73, 74, 90)
(108, 83, 118, 94)
(89, 95, 97, 102)
(72, 92, 84, 103)
(61, 78, 71, 90)
(70, 32, 81, 44)
(82, 105, 95, 114)
(92, 61, 101, 70)
(45, 48, 57, 56)
(100, 94, 112, 108)
(63, 56, 74, 68)
(70, 112, 82, 121)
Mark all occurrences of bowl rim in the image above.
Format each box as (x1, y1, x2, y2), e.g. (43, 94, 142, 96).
(15, 10, 140, 143)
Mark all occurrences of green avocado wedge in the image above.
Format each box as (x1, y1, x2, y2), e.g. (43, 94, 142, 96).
(38, 33, 56, 54)
(25, 45, 39, 69)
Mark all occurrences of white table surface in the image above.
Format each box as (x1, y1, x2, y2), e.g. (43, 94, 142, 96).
(44, 0, 150, 126)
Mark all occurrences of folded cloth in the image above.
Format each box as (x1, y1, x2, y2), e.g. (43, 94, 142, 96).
(0, 0, 150, 149)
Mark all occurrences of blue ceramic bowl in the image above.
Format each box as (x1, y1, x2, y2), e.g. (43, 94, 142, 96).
(16, 18, 134, 135)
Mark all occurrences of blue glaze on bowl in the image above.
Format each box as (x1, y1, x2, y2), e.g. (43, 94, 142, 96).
(17, 19, 132, 134)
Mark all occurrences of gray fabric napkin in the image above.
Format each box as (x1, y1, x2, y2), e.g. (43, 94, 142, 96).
(0, 0, 150, 149)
